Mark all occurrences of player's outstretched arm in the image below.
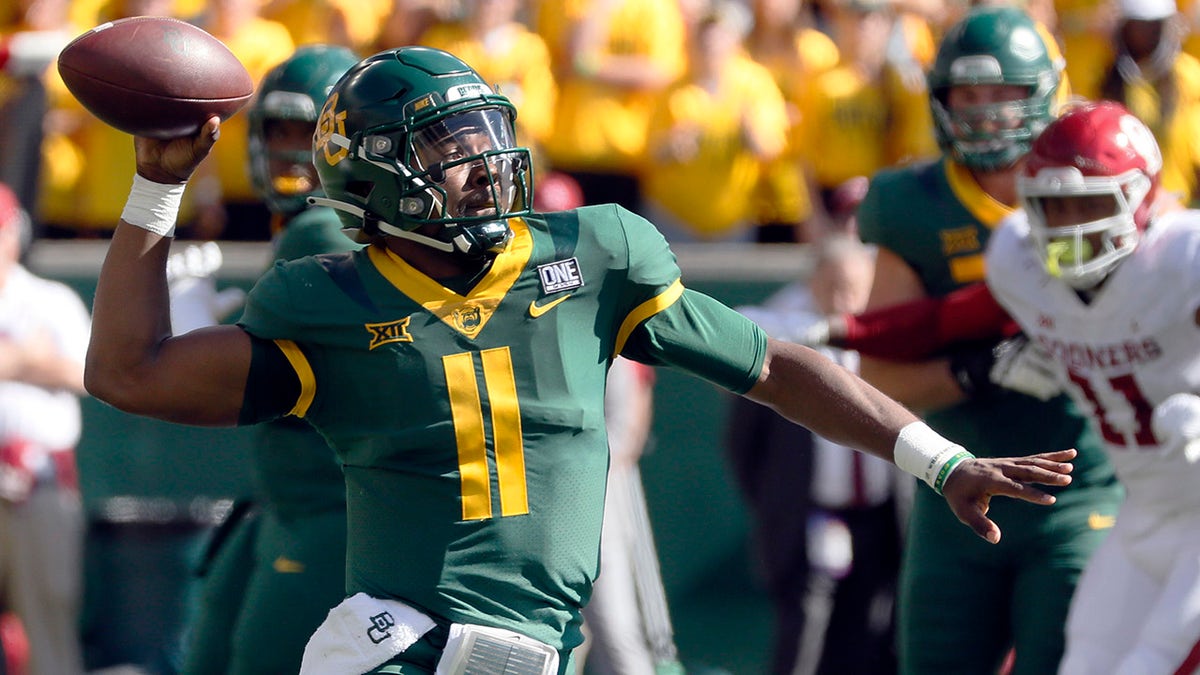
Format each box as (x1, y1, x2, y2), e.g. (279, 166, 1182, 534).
(86, 117, 251, 427)
(744, 338, 1075, 543)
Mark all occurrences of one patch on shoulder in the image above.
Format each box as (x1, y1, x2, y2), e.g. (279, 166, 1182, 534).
(536, 257, 584, 294)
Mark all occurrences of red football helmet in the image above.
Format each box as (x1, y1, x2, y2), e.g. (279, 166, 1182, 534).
(1019, 100, 1162, 290)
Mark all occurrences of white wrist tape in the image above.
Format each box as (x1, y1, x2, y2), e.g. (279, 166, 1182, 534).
(894, 421, 974, 494)
(121, 174, 185, 237)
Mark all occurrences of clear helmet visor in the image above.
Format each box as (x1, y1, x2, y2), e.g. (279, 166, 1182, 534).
(409, 107, 523, 221)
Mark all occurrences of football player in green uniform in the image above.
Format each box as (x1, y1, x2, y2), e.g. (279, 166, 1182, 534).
(853, 7, 1124, 674)
(87, 46, 1077, 675)
(178, 45, 362, 675)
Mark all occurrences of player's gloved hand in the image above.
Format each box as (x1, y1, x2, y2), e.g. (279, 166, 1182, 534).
(988, 335, 1061, 401)
(1151, 392, 1200, 464)
(949, 335, 1061, 401)
(167, 241, 246, 334)
(736, 305, 832, 346)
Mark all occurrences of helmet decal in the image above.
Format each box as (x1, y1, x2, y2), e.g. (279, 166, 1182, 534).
(316, 94, 349, 167)
(1119, 113, 1162, 174)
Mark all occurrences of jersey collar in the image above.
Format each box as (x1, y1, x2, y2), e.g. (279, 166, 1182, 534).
(367, 219, 533, 339)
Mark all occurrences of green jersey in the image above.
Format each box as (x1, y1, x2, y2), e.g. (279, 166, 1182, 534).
(253, 207, 361, 519)
(857, 158, 1114, 485)
(238, 204, 766, 653)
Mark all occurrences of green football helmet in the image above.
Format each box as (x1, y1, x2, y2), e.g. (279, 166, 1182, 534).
(311, 46, 533, 258)
(927, 6, 1061, 171)
(248, 45, 360, 215)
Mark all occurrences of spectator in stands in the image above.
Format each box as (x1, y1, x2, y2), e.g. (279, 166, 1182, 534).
(36, 0, 190, 238)
(0, 0, 77, 226)
(1091, 0, 1200, 206)
(187, 0, 295, 241)
(0, 181, 91, 675)
(745, 0, 839, 243)
(534, 0, 686, 213)
(373, 0, 457, 54)
(640, 0, 791, 243)
(261, 0, 390, 54)
(795, 0, 936, 226)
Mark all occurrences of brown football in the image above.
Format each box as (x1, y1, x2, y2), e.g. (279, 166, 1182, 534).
(57, 16, 254, 139)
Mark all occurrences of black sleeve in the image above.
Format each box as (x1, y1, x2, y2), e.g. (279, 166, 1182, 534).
(238, 336, 304, 425)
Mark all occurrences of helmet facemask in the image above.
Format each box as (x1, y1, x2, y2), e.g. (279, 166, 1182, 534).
(404, 107, 529, 255)
(932, 82, 1056, 171)
(251, 114, 323, 215)
(1021, 167, 1150, 289)
(338, 106, 533, 259)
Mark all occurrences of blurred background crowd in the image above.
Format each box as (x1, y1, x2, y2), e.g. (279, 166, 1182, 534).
(10, 0, 1197, 251)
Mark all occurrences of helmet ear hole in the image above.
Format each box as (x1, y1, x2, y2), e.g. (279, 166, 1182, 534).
(345, 180, 373, 200)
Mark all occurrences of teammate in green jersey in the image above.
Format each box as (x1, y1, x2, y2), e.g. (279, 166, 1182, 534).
(853, 7, 1123, 674)
(178, 45, 362, 675)
(86, 46, 1077, 675)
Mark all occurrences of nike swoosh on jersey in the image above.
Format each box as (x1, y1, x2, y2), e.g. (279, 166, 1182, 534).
(273, 556, 306, 574)
(529, 293, 573, 318)
(1087, 512, 1116, 530)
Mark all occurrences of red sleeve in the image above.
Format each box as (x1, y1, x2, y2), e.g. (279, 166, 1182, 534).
(835, 282, 1017, 360)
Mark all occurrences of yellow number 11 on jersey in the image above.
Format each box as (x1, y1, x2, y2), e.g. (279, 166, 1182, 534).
(443, 347, 529, 520)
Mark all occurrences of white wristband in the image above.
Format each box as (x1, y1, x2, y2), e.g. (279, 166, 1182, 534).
(894, 421, 974, 494)
(121, 174, 186, 237)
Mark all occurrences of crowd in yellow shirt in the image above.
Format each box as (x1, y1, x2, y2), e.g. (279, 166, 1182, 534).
(4, 0, 1200, 243)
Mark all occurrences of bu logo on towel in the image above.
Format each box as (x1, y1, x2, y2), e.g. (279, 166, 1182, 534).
(367, 611, 395, 644)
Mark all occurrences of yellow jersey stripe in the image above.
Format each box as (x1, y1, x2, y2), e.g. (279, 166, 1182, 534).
(613, 279, 685, 357)
(444, 352, 492, 520)
(276, 339, 316, 418)
(481, 347, 528, 517)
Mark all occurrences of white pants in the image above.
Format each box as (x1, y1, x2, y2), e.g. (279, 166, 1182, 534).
(1060, 504, 1200, 675)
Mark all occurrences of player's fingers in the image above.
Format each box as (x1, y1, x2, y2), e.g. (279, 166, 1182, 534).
(197, 116, 221, 149)
(986, 476, 1058, 505)
(1023, 448, 1077, 463)
(1001, 461, 1073, 486)
(954, 501, 1001, 544)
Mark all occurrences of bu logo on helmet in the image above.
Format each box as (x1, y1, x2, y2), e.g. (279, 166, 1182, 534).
(316, 93, 349, 166)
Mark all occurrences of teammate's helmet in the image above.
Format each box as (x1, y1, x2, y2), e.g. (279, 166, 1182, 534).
(1019, 100, 1162, 290)
(312, 47, 533, 258)
(928, 6, 1061, 171)
(248, 45, 360, 215)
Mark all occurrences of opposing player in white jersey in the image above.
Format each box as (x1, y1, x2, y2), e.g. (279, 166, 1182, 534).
(984, 100, 1200, 675)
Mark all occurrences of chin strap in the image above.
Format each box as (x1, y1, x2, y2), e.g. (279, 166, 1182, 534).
(307, 196, 456, 253)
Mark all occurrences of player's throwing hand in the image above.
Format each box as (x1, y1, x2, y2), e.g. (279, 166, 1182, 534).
(941, 449, 1076, 543)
